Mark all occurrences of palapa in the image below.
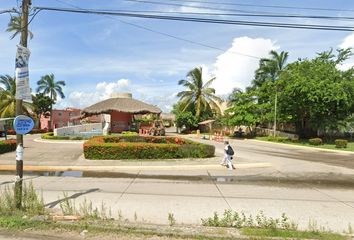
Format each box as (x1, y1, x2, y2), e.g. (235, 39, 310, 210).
(81, 97, 162, 118)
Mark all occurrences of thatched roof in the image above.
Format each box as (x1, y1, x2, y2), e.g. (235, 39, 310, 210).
(81, 97, 162, 117)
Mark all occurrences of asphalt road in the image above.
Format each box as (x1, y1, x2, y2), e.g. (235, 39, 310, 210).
(1, 134, 354, 234)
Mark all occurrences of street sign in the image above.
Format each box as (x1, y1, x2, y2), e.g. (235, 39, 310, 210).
(13, 115, 34, 135)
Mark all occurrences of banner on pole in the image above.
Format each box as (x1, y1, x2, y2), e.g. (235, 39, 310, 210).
(15, 45, 32, 103)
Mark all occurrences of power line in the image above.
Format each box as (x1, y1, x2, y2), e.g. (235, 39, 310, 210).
(0, 9, 17, 15)
(56, 8, 354, 22)
(40, 0, 264, 59)
(160, 0, 354, 13)
(33, 6, 354, 31)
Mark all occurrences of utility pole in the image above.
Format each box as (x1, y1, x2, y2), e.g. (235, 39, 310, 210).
(273, 92, 277, 137)
(15, 0, 30, 209)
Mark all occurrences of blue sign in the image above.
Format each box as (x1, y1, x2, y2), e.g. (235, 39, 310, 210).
(13, 115, 34, 135)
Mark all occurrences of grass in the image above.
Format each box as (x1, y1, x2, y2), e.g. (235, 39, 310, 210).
(256, 136, 354, 152)
(242, 227, 347, 240)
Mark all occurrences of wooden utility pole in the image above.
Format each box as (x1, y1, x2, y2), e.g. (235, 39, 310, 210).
(15, 0, 30, 209)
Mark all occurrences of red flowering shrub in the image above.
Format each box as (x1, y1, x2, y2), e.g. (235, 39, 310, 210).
(84, 136, 214, 160)
(0, 140, 17, 154)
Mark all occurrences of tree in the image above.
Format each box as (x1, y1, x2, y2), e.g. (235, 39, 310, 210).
(177, 67, 222, 118)
(32, 93, 55, 129)
(36, 74, 65, 129)
(276, 48, 354, 137)
(6, 14, 34, 40)
(252, 50, 289, 135)
(0, 75, 32, 118)
(225, 90, 261, 134)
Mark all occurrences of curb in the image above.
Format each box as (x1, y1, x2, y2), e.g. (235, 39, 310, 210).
(247, 139, 354, 155)
(33, 138, 85, 144)
(0, 162, 272, 172)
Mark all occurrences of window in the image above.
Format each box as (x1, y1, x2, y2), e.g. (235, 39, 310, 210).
(58, 112, 62, 116)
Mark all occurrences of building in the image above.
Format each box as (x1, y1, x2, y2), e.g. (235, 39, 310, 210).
(40, 108, 81, 130)
(81, 93, 162, 133)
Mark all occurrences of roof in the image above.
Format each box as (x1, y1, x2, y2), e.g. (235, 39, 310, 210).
(198, 119, 216, 125)
(81, 97, 162, 117)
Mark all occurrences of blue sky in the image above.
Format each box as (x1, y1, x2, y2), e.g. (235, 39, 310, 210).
(1, 0, 354, 112)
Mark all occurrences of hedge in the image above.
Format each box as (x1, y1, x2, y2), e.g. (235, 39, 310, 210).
(0, 140, 17, 154)
(335, 139, 348, 148)
(84, 136, 215, 160)
(309, 138, 322, 146)
(41, 132, 83, 140)
(0, 129, 50, 135)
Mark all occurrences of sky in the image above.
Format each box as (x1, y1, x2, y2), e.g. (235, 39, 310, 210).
(1, 0, 354, 112)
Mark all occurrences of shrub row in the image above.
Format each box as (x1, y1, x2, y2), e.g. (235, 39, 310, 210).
(335, 139, 348, 148)
(41, 132, 83, 140)
(0, 140, 17, 154)
(309, 138, 323, 146)
(0, 129, 50, 135)
(84, 136, 215, 160)
(103, 135, 186, 144)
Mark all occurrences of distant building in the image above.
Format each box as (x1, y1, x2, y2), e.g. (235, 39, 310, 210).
(40, 108, 81, 129)
(81, 93, 162, 133)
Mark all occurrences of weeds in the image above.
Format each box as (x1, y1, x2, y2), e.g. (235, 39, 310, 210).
(0, 182, 45, 216)
(168, 213, 176, 226)
(201, 210, 297, 230)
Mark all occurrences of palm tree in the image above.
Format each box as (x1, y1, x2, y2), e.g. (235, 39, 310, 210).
(36, 74, 65, 129)
(6, 15, 34, 40)
(0, 75, 32, 118)
(260, 50, 289, 136)
(177, 67, 222, 118)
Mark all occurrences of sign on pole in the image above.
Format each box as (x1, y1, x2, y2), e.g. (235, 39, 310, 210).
(15, 45, 32, 103)
(13, 115, 34, 135)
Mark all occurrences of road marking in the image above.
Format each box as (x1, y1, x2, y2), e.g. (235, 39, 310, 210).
(247, 139, 354, 155)
(0, 163, 271, 172)
(33, 138, 85, 144)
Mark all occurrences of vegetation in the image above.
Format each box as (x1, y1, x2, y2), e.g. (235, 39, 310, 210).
(174, 66, 221, 130)
(36, 74, 66, 129)
(6, 14, 34, 40)
(0, 182, 45, 216)
(0, 75, 32, 118)
(257, 136, 354, 152)
(32, 93, 55, 129)
(202, 210, 347, 240)
(335, 139, 348, 148)
(0, 139, 16, 154)
(225, 48, 354, 139)
(309, 138, 323, 146)
(84, 136, 215, 160)
(41, 132, 83, 140)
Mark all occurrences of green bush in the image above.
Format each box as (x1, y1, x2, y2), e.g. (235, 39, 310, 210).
(0, 140, 17, 154)
(265, 136, 289, 143)
(84, 136, 215, 160)
(41, 132, 83, 140)
(309, 138, 322, 146)
(121, 131, 138, 136)
(335, 139, 348, 148)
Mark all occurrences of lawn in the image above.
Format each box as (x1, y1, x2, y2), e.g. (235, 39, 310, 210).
(256, 136, 354, 152)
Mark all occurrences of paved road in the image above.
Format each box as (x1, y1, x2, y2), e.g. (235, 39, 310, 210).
(1, 134, 354, 233)
(0, 172, 353, 233)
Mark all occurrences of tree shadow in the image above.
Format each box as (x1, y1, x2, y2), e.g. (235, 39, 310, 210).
(45, 188, 100, 208)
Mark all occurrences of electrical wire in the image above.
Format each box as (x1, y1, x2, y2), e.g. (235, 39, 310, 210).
(0, 9, 17, 15)
(56, 8, 354, 22)
(44, 0, 264, 59)
(159, 0, 354, 13)
(33, 6, 354, 32)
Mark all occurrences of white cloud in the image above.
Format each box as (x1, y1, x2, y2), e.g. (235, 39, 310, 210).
(212, 37, 278, 95)
(338, 33, 354, 70)
(339, 33, 354, 49)
(55, 79, 131, 109)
